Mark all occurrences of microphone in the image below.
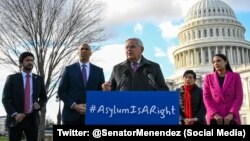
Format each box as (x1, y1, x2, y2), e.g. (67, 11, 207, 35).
(143, 68, 158, 90)
(117, 69, 130, 90)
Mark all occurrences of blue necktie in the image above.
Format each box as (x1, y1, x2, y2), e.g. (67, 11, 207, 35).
(81, 64, 87, 86)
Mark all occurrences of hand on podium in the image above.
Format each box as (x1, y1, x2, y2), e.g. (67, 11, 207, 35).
(102, 82, 112, 91)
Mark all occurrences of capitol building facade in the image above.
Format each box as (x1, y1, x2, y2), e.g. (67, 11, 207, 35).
(166, 0, 250, 124)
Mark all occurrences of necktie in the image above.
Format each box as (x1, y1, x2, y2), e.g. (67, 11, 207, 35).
(132, 62, 138, 74)
(81, 64, 87, 86)
(24, 74, 31, 113)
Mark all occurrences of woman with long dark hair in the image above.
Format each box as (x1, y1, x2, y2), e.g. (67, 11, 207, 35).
(203, 54, 243, 125)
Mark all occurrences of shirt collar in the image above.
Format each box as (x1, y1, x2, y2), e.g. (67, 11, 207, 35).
(22, 71, 32, 78)
(79, 61, 90, 68)
(131, 57, 141, 64)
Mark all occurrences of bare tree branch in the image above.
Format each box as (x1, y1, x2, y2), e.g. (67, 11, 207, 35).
(0, 0, 106, 140)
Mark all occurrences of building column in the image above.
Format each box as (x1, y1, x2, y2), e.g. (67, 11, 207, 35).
(230, 46, 234, 64)
(184, 51, 187, 67)
(246, 49, 249, 64)
(201, 48, 205, 65)
(193, 49, 197, 66)
(223, 46, 226, 55)
(176, 54, 180, 69)
(181, 52, 184, 68)
(237, 47, 240, 64)
(179, 54, 181, 68)
(176, 54, 179, 69)
(226, 46, 230, 62)
(175, 55, 177, 69)
(184, 51, 186, 67)
(196, 30, 198, 40)
(180, 54, 182, 68)
(242, 48, 246, 64)
(208, 47, 212, 64)
(191, 50, 194, 66)
(215, 46, 218, 54)
(179, 53, 181, 68)
(188, 50, 190, 67)
(201, 29, 203, 38)
(178, 54, 181, 68)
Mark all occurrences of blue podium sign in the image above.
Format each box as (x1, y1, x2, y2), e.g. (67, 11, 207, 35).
(85, 91, 179, 125)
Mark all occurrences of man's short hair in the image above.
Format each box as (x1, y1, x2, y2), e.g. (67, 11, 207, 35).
(19, 52, 34, 64)
(183, 70, 196, 80)
(126, 38, 144, 47)
(79, 43, 91, 48)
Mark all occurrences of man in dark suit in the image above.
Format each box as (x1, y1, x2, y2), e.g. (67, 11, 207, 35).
(2, 52, 47, 141)
(58, 43, 105, 125)
(102, 37, 169, 91)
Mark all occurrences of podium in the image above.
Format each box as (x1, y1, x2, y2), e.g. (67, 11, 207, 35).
(85, 91, 179, 125)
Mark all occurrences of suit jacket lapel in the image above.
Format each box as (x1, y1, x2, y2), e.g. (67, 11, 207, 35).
(212, 72, 225, 102)
(222, 71, 233, 93)
(17, 73, 25, 109)
(120, 60, 132, 73)
(75, 62, 84, 86)
(87, 63, 94, 88)
(32, 74, 38, 102)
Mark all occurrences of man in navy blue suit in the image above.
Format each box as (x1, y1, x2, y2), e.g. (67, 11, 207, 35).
(58, 43, 105, 125)
(2, 52, 47, 141)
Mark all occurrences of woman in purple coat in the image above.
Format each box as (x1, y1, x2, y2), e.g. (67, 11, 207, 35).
(203, 54, 243, 125)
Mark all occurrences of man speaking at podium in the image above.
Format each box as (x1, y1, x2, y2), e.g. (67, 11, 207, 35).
(102, 37, 169, 91)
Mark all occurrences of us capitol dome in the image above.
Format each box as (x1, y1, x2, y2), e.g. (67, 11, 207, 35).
(167, 0, 250, 124)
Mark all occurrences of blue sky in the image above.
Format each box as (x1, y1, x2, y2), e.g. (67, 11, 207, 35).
(0, 0, 250, 122)
(91, 0, 250, 81)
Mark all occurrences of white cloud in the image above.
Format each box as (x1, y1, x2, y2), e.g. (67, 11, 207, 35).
(167, 44, 178, 64)
(154, 47, 166, 57)
(134, 23, 143, 35)
(102, 0, 250, 28)
(174, 0, 198, 17)
(152, 43, 178, 65)
(91, 44, 126, 80)
(102, 0, 189, 27)
(159, 21, 182, 40)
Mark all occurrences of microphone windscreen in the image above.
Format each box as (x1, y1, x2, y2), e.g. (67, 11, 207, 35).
(143, 68, 150, 75)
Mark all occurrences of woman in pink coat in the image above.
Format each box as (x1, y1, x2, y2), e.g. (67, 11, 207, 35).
(203, 54, 243, 125)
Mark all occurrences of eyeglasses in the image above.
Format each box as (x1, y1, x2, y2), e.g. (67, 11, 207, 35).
(125, 45, 138, 49)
